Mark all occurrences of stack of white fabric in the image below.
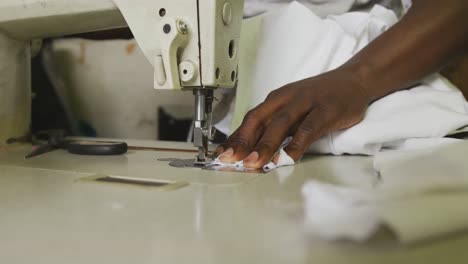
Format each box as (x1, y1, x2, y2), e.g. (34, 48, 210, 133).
(219, 3, 468, 243)
(220, 2, 468, 156)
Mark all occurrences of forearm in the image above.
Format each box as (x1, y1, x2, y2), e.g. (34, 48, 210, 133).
(343, 0, 468, 102)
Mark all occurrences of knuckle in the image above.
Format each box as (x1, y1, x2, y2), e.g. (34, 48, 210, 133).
(286, 141, 303, 152)
(272, 112, 293, 125)
(243, 108, 268, 130)
(297, 123, 315, 135)
(218, 142, 229, 149)
(315, 103, 330, 114)
(244, 109, 261, 123)
(266, 89, 281, 100)
(256, 142, 277, 153)
(230, 136, 250, 147)
(314, 104, 337, 122)
(225, 132, 238, 143)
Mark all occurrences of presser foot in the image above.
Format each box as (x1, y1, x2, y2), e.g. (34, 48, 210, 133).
(158, 157, 264, 174)
(158, 157, 214, 169)
(195, 147, 207, 165)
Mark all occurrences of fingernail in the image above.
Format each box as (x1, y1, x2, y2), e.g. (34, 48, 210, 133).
(272, 153, 280, 165)
(218, 148, 234, 162)
(243, 151, 259, 164)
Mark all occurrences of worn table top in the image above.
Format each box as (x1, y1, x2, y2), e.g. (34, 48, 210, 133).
(1, 141, 468, 264)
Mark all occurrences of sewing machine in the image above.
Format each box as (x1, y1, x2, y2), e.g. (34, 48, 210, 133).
(0, 0, 243, 165)
(147, 0, 243, 164)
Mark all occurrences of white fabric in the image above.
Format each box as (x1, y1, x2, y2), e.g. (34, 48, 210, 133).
(311, 75, 468, 155)
(217, 2, 468, 156)
(212, 137, 296, 172)
(303, 140, 468, 243)
(211, 147, 295, 172)
(263, 148, 295, 171)
(244, 0, 371, 18)
(244, 0, 408, 18)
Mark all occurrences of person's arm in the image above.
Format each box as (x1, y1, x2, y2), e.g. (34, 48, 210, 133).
(442, 54, 468, 97)
(348, 0, 468, 102)
(216, 0, 468, 168)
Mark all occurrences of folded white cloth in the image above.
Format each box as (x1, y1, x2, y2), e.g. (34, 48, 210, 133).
(218, 2, 468, 156)
(211, 137, 296, 172)
(311, 75, 468, 155)
(303, 140, 468, 243)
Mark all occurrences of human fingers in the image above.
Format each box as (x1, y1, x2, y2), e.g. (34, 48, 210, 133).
(216, 96, 285, 162)
(283, 108, 333, 161)
(243, 104, 309, 168)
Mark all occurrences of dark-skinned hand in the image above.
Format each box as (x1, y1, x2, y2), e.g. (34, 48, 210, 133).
(214, 0, 468, 169)
(215, 66, 371, 169)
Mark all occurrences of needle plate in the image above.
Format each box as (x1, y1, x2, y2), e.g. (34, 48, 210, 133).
(157, 158, 265, 174)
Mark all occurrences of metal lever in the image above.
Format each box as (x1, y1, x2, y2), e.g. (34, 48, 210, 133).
(156, 18, 189, 89)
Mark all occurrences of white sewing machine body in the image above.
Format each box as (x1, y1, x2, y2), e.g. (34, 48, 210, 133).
(0, 0, 242, 89)
(150, 0, 242, 90)
(0, 0, 243, 161)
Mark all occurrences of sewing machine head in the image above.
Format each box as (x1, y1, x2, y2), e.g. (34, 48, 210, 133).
(151, 0, 244, 164)
(0, 0, 244, 160)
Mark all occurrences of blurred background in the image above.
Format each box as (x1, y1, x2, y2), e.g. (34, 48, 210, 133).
(31, 29, 226, 143)
(31, 28, 467, 143)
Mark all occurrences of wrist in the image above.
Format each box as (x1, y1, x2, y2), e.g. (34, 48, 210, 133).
(338, 61, 377, 104)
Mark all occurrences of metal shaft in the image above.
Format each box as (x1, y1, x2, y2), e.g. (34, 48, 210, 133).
(193, 88, 214, 164)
